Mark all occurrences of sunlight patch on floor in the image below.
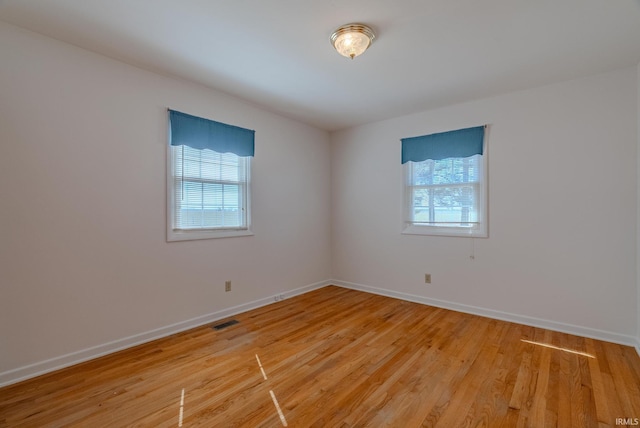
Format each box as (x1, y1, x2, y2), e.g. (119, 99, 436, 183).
(521, 339, 595, 358)
(255, 354, 288, 426)
(178, 388, 185, 427)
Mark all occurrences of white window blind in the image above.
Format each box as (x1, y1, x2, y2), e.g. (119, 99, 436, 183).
(168, 145, 251, 241)
(407, 153, 481, 219)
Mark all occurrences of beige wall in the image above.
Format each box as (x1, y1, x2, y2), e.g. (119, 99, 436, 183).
(637, 62, 640, 353)
(0, 22, 332, 384)
(331, 67, 638, 344)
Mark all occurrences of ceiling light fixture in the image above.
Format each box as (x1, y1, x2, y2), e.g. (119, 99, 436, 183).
(330, 23, 375, 59)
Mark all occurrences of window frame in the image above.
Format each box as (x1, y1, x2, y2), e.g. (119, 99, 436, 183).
(402, 139, 488, 238)
(166, 145, 253, 242)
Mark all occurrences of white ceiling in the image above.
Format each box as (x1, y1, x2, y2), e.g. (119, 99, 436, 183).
(1, 0, 640, 131)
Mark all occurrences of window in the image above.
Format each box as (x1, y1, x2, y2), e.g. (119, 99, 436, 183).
(167, 110, 254, 241)
(402, 126, 488, 237)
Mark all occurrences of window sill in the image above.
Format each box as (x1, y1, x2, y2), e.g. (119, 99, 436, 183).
(167, 228, 254, 242)
(402, 224, 487, 238)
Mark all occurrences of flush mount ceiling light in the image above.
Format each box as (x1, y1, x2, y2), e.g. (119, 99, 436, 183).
(330, 23, 375, 59)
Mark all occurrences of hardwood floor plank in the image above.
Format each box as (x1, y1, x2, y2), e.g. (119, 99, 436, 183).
(585, 338, 611, 426)
(1, 286, 639, 427)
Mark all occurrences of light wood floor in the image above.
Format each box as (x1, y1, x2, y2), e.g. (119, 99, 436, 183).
(1, 286, 640, 427)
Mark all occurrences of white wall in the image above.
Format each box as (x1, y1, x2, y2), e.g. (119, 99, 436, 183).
(637, 63, 640, 353)
(0, 22, 331, 383)
(331, 67, 638, 344)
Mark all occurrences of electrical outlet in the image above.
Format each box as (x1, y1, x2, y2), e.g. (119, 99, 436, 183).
(424, 274, 431, 284)
(225, 281, 231, 292)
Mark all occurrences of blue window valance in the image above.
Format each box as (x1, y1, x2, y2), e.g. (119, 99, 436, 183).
(169, 109, 255, 157)
(401, 126, 485, 164)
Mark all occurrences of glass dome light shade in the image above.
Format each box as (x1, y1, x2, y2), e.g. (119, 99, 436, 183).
(330, 24, 375, 59)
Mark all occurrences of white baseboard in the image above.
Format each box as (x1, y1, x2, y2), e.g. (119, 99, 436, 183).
(0, 280, 330, 388)
(331, 279, 639, 348)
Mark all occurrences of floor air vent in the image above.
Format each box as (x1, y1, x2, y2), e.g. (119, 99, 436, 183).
(212, 319, 239, 330)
